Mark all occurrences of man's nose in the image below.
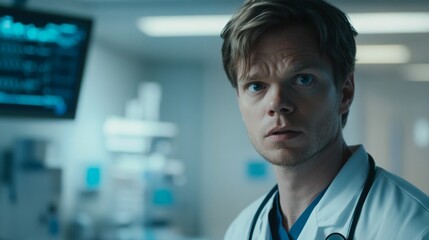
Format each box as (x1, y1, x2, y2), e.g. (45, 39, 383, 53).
(266, 86, 294, 117)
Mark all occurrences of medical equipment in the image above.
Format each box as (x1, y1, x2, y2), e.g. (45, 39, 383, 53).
(248, 154, 376, 240)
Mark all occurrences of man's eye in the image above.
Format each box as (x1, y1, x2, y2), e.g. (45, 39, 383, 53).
(247, 82, 265, 93)
(295, 75, 314, 86)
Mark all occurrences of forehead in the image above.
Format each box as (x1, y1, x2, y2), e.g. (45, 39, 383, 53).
(255, 24, 319, 56)
(238, 24, 324, 80)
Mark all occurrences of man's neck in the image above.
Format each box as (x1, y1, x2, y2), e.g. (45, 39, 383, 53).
(273, 139, 351, 230)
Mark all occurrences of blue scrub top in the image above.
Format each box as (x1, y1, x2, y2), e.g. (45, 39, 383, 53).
(269, 189, 327, 240)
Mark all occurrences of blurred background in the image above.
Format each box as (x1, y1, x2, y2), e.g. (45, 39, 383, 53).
(0, 0, 428, 239)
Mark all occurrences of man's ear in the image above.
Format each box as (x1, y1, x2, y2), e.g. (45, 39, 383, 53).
(339, 73, 355, 114)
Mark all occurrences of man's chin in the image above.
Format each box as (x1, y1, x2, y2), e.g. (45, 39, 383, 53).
(259, 148, 308, 167)
(266, 157, 306, 167)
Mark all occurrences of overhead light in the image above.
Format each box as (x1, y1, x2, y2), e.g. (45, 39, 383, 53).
(137, 15, 231, 37)
(356, 45, 410, 64)
(348, 12, 429, 34)
(137, 12, 429, 37)
(403, 64, 429, 82)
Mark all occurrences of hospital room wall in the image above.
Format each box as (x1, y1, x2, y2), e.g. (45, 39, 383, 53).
(0, 40, 145, 236)
(360, 72, 429, 194)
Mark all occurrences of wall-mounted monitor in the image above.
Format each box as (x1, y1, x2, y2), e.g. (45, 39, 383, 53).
(0, 6, 92, 119)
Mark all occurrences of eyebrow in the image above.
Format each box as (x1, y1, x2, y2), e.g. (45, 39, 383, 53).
(238, 73, 259, 83)
(238, 57, 325, 83)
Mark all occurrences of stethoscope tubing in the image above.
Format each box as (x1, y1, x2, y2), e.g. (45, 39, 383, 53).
(247, 154, 376, 240)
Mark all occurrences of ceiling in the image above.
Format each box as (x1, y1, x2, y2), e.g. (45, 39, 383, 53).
(1, 0, 429, 66)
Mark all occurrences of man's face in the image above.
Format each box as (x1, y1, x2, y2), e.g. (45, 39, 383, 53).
(236, 24, 352, 167)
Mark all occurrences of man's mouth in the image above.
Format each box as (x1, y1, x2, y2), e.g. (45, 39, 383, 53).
(265, 128, 302, 141)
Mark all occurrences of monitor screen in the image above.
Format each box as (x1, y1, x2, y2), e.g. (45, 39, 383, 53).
(0, 6, 92, 119)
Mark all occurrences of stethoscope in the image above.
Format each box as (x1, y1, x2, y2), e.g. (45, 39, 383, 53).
(248, 154, 376, 240)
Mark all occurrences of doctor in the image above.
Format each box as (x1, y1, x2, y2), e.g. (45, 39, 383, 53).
(220, 0, 429, 239)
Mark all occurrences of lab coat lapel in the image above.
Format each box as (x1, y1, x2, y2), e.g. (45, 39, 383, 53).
(253, 195, 275, 240)
(297, 145, 370, 239)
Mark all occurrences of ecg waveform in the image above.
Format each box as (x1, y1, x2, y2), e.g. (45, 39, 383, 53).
(1, 42, 52, 56)
(0, 77, 40, 92)
(0, 15, 86, 48)
(0, 92, 66, 115)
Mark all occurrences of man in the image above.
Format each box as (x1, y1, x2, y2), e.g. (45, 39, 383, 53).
(220, 0, 429, 239)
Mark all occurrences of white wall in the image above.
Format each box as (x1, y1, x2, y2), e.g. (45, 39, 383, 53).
(0, 40, 145, 238)
(343, 72, 365, 145)
(361, 73, 429, 194)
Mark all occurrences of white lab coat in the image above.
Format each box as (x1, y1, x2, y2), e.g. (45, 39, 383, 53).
(225, 145, 429, 240)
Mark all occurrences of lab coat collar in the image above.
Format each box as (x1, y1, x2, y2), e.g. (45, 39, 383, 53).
(253, 194, 275, 239)
(314, 145, 369, 228)
(253, 145, 370, 239)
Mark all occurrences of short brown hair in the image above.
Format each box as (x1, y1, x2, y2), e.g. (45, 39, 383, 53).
(221, 0, 357, 126)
